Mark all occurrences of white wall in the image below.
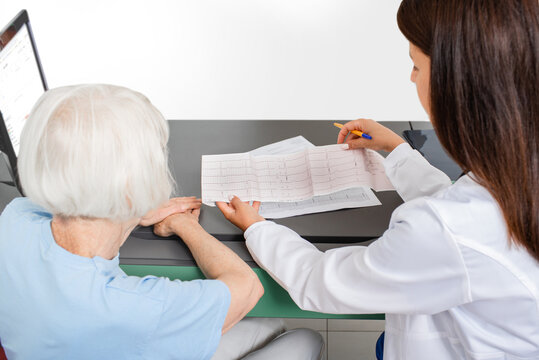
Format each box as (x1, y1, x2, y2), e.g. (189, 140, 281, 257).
(0, 0, 428, 121)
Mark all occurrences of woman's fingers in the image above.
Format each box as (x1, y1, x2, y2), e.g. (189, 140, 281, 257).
(252, 201, 261, 212)
(337, 119, 368, 144)
(336, 118, 405, 152)
(216, 196, 265, 231)
(345, 133, 371, 149)
(140, 197, 203, 226)
(229, 196, 244, 209)
(191, 207, 201, 221)
(171, 197, 202, 212)
(337, 127, 350, 144)
(216, 201, 234, 219)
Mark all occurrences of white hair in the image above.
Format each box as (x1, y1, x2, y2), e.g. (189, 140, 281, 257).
(18, 84, 175, 221)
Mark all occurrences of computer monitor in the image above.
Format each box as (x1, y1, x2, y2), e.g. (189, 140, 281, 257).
(0, 10, 47, 191)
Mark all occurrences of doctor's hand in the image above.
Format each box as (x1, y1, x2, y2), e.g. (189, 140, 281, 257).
(337, 118, 405, 153)
(216, 196, 265, 232)
(139, 197, 202, 227)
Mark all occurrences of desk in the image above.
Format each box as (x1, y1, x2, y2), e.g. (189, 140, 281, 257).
(0, 120, 427, 319)
(122, 120, 414, 319)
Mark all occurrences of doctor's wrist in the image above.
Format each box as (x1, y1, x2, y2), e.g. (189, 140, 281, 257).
(384, 136, 406, 153)
(239, 217, 265, 232)
(244, 219, 272, 237)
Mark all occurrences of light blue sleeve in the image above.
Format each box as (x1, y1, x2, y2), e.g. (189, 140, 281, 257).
(142, 277, 231, 360)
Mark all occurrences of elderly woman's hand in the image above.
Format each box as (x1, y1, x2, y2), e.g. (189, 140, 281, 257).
(139, 197, 202, 227)
(153, 208, 201, 237)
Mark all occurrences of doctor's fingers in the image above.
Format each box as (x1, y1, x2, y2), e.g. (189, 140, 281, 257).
(337, 119, 372, 144)
(216, 201, 235, 218)
(252, 201, 261, 212)
(232, 197, 260, 214)
(230, 196, 248, 209)
(345, 137, 371, 150)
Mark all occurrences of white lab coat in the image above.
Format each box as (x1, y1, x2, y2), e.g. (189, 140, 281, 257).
(244, 143, 539, 360)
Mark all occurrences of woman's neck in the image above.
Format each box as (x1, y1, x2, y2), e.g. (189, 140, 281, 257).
(51, 216, 138, 260)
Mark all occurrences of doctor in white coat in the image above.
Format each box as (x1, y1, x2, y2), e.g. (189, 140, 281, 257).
(216, 0, 539, 359)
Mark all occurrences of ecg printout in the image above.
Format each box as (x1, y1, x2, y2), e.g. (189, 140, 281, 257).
(258, 187, 381, 219)
(242, 137, 382, 218)
(249, 135, 315, 156)
(202, 144, 395, 212)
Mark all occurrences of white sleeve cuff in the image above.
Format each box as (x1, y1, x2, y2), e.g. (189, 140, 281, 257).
(244, 220, 275, 239)
(383, 142, 416, 170)
(382, 141, 452, 201)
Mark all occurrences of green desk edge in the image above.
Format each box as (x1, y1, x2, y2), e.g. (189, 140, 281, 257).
(121, 264, 384, 320)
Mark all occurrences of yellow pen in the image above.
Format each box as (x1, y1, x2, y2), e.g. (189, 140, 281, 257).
(334, 122, 372, 140)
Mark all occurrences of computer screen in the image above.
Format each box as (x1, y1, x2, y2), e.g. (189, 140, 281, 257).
(0, 14, 47, 157)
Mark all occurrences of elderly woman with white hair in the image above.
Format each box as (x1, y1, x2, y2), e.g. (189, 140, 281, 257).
(0, 84, 323, 360)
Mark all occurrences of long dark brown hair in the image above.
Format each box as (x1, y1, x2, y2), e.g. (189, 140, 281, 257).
(397, 0, 539, 261)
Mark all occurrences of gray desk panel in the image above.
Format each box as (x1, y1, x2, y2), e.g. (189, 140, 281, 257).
(409, 121, 434, 131)
(119, 235, 375, 267)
